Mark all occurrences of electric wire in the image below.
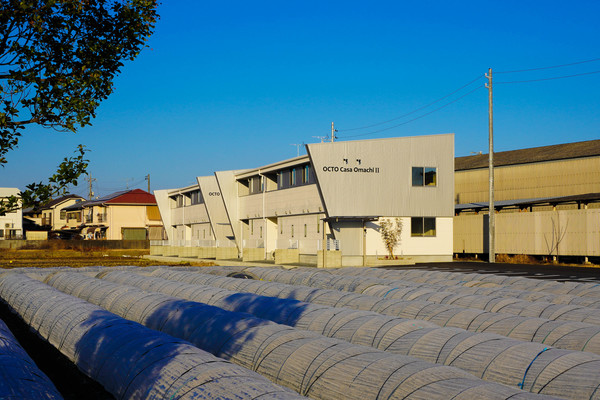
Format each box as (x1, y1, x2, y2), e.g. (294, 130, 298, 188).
(340, 84, 484, 138)
(495, 69, 600, 84)
(495, 57, 600, 74)
(337, 74, 484, 133)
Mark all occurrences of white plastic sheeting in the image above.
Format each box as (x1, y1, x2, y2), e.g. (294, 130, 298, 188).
(312, 267, 600, 322)
(94, 268, 600, 400)
(0, 318, 63, 400)
(345, 267, 600, 299)
(44, 271, 560, 400)
(0, 273, 304, 400)
(326, 267, 600, 308)
(187, 266, 600, 356)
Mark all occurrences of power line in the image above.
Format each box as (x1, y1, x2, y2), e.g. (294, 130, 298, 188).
(495, 57, 600, 74)
(342, 84, 484, 138)
(496, 69, 600, 84)
(337, 74, 484, 133)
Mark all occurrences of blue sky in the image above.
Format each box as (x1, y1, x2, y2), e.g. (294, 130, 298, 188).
(4, 0, 600, 197)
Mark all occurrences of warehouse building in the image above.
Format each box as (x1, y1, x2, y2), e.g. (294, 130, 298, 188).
(454, 139, 600, 262)
(154, 134, 455, 266)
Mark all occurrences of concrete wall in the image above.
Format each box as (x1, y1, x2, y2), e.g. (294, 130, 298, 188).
(454, 209, 600, 257)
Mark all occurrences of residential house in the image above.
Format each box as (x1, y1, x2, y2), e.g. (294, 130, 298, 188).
(0, 188, 23, 239)
(63, 189, 164, 240)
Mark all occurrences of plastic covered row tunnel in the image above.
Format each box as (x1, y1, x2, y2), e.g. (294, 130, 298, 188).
(0, 272, 304, 400)
(330, 266, 600, 299)
(324, 266, 600, 309)
(177, 266, 600, 355)
(91, 268, 600, 400)
(43, 270, 560, 400)
(0, 318, 63, 400)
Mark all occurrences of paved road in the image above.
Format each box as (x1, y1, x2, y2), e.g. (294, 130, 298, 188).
(385, 261, 600, 283)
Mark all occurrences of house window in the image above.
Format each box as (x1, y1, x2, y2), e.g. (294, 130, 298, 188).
(412, 167, 437, 187)
(60, 210, 66, 220)
(411, 217, 436, 237)
(0, 229, 3, 238)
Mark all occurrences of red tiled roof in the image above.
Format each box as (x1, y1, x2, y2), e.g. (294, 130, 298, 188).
(104, 189, 156, 205)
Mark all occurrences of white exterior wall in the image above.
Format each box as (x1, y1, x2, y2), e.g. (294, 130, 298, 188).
(104, 205, 149, 240)
(0, 188, 22, 239)
(158, 134, 454, 261)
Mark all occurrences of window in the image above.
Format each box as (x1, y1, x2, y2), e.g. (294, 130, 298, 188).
(290, 169, 296, 186)
(60, 210, 66, 220)
(412, 167, 437, 187)
(303, 165, 310, 184)
(190, 190, 203, 205)
(249, 177, 263, 194)
(411, 217, 436, 237)
(176, 195, 184, 208)
(0, 229, 3, 238)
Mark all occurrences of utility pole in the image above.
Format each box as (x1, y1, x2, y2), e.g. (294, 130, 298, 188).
(86, 174, 96, 200)
(145, 174, 151, 193)
(331, 122, 337, 143)
(486, 68, 495, 263)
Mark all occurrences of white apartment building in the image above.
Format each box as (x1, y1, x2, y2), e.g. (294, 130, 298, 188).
(155, 134, 455, 266)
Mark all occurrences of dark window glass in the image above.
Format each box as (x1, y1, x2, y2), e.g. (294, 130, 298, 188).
(425, 168, 437, 186)
(411, 217, 436, 237)
(412, 167, 423, 186)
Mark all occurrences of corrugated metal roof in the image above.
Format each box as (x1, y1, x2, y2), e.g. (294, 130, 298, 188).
(455, 139, 600, 171)
(455, 192, 600, 211)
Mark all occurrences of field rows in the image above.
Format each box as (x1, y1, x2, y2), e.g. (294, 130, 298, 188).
(2, 265, 600, 399)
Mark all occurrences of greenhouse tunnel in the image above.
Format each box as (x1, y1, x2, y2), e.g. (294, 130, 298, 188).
(91, 268, 600, 399)
(0, 272, 305, 400)
(0, 318, 63, 400)
(157, 266, 600, 356)
(42, 270, 560, 400)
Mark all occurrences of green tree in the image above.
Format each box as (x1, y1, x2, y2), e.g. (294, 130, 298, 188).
(0, 0, 158, 214)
